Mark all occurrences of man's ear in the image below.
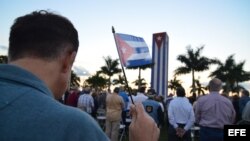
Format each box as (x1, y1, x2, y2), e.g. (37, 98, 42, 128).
(62, 51, 77, 73)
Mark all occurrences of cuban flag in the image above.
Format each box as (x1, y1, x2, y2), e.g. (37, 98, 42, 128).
(151, 32, 169, 97)
(115, 33, 152, 68)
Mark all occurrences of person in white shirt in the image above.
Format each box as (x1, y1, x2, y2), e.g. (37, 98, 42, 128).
(168, 87, 195, 141)
(133, 87, 148, 103)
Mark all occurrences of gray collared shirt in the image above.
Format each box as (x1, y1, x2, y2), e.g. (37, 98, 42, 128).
(194, 92, 236, 129)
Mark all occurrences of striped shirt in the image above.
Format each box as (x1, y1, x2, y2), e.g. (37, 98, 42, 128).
(78, 94, 94, 114)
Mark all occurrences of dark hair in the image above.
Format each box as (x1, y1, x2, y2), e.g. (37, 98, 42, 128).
(242, 90, 250, 97)
(8, 10, 79, 61)
(114, 87, 120, 93)
(176, 87, 185, 97)
(138, 87, 146, 93)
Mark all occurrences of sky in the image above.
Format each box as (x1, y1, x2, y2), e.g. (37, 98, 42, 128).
(1, 0, 250, 94)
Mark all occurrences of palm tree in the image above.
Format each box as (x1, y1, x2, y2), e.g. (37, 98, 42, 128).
(0, 55, 8, 64)
(99, 56, 122, 90)
(132, 78, 147, 88)
(85, 72, 107, 90)
(168, 76, 182, 95)
(190, 79, 207, 96)
(70, 70, 81, 88)
(127, 63, 153, 89)
(175, 46, 218, 95)
(209, 54, 250, 94)
(112, 74, 126, 86)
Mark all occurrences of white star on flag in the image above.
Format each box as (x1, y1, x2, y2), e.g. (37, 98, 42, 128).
(157, 36, 162, 41)
(121, 47, 127, 53)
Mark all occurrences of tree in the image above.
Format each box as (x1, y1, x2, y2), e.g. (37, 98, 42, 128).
(175, 46, 218, 96)
(0, 55, 8, 64)
(99, 56, 121, 90)
(85, 72, 107, 90)
(132, 78, 147, 88)
(127, 63, 153, 89)
(209, 54, 250, 94)
(168, 76, 182, 95)
(70, 70, 81, 88)
(190, 79, 207, 96)
(112, 74, 126, 86)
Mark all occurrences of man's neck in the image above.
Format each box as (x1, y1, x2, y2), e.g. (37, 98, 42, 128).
(9, 58, 60, 97)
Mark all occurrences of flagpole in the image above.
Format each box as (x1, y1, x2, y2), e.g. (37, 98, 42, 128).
(112, 26, 134, 104)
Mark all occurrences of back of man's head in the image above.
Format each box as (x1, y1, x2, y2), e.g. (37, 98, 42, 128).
(242, 90, 250, 97)
(138, 87, 146, 93)
(114, 87, 120, 94)
(176, 87, 185, 97)
(8, 10, 79, 61)
(208, 78, 222, 92)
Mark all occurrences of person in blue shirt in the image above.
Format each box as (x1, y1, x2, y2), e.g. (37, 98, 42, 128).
(239, 89, 250, 119)
(0, 10, 159, 141)
(119, 86, 129, 124)
(142, 95, 164, 127)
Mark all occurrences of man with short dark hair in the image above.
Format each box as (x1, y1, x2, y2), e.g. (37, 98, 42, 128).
(168, 87, 195, 141)
(0, 10, 108, 141)
(0, 10, 160, 141)
(134, 86, 148, 103)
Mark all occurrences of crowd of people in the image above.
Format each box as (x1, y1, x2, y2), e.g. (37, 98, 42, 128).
(0, 9, 250, 141)
(61, 77, 250, 141)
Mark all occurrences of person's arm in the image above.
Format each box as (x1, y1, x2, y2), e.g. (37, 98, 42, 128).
(129, 103, 160, 141)
(194, 100, 201, 124)
(184, 105, 195, 131)
(121, 97, 125, 109)
(168, 101, 178, 128)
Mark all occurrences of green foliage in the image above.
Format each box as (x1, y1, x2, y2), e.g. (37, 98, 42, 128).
(132, 78, 147, 87)
(85, 72, 107, 89)
(98, 56, 122, 89)
(70, 70, 80, 88)
(190, 79, 207, 96)
(112, 74, 126, 86)
(0, 55, 8, 64)
(127, 63, 153, 89)
(168, 76, 182, 94)
(175, 46, 218, 94)
(209, 54, 250, 94)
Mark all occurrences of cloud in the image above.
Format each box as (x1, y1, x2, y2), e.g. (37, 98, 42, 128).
(72, 65, 91, 76)
(0, 45, 8, 55)
(0, 45, 8, 50)
(240, 82, 250, 90)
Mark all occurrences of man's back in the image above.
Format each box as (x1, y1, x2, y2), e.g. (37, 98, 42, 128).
(106, 93, 124, 121)
(78, 93, 94, 113)
(0, 64, 108, 141)
(142, 99, 163, 126)
(195, 92, 235, 129)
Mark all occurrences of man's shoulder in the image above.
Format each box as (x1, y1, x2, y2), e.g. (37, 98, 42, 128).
(67, 107, 92, 120)
(51, 104, 103, 129)
(197, 94, 209, 101)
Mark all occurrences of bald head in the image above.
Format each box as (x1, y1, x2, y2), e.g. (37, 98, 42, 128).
(208, 78, 222, 92)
